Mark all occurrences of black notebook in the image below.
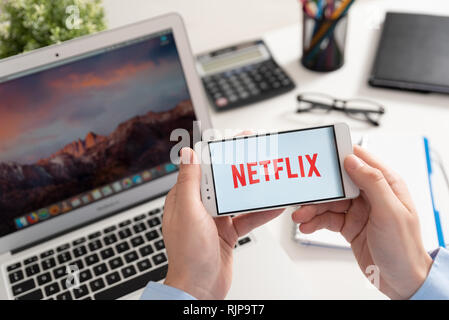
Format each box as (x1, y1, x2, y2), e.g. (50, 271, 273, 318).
(369, 12, 449, 94)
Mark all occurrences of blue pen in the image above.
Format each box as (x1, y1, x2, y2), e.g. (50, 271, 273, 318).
(311, 0, 326, 38)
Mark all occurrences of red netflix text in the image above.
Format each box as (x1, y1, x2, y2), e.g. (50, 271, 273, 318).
(231, 153, 321, 189)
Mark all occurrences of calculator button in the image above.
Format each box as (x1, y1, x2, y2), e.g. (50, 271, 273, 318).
(206, 82, 217, 90)
(272, 82, 281, 88)
(237, 86, 247, 93)
(209, 87, 219, 95)
(247, 86, 258, 93)
(225, 90, 234, 97)
(250, 89, 260, 96)
(224, 89, 235, 96)
(239, 92, 250, 99)
(216, 98, 228, 107)
(277, 75, 287, 81)
(259, 82, 269, 91)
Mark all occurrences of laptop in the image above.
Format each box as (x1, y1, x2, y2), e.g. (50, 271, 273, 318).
(0, 13, 211, 300)
(0, 13, 305, 300)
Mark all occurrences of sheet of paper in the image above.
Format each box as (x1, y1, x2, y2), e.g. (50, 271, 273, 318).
(295, 228, 350, 249)
(363, 134, 440, 251)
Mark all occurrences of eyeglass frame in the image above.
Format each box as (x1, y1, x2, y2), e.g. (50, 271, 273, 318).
(296, 93, 386, 126)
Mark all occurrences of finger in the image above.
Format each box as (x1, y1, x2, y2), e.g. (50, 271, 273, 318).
(232, 209, 283, 237)
(344, 154, 404, 217)
(299, 211, 345, 234)
(291, 200, 351, 223)
(176, 147, 201, 203)
(353, 145, 415, 211)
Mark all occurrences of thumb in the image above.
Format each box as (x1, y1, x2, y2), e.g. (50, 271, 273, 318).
(344, 154, 400, 212)
(176, 147, 201, 202)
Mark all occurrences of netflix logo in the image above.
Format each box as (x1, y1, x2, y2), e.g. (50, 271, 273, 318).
(231, 153, 321, 189)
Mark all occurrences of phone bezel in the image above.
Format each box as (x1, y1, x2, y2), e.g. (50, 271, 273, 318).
(197, 123, 359, 217)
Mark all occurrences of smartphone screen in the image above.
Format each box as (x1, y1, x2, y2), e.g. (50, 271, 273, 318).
(208, 125, 345, 215)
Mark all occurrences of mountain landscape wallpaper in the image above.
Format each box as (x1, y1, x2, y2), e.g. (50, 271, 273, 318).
(0, 32, 195, 236)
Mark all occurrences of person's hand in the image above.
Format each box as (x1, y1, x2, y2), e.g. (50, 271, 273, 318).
(162, 147, 282, 299)
(292, 145, 433, 299)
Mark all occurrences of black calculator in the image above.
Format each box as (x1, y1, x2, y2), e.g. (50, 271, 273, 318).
(196, 40, 295, 111)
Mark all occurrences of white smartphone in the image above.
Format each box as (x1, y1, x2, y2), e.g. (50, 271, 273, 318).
(195, 123, 359, 217)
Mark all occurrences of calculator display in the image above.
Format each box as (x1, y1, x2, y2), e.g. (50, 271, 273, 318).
(201, 47, 264, 74)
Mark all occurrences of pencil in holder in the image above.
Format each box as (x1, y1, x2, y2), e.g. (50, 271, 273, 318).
(301, 4, 348, 72)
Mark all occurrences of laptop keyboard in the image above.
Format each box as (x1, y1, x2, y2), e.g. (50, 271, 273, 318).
(5, 206, 252, 300)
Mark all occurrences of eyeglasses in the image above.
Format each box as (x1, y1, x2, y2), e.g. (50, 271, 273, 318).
(296, 92, 386, 126)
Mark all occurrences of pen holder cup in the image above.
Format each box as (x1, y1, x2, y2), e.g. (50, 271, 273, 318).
(301, 7, 348, 72)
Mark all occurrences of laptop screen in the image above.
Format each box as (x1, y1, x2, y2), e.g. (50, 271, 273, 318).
(0, 29, 196, 237)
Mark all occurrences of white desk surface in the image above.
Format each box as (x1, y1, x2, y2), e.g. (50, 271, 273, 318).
(104, 0, 449, 299)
